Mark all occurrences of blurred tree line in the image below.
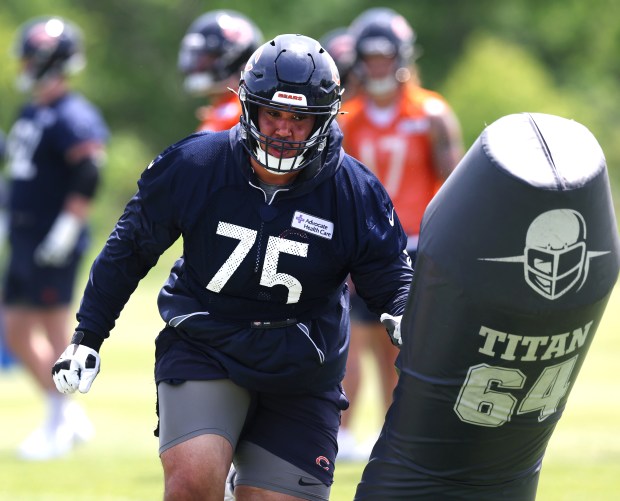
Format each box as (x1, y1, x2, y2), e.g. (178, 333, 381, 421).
(1, 0, 619, 246)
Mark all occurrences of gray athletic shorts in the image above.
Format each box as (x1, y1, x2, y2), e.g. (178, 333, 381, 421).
(157, 379, 331, 500)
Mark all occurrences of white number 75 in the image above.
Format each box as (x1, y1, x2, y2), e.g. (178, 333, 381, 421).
(206, 221, 308, 304)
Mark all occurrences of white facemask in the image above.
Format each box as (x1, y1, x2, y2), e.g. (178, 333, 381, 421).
(364, 75, 399, 96)
(183, 73, 215, 96)
(15, 53, 85, 94)
(15, 73, 35, 93)
(254, 146, 300, 173)
(251, 126, 324, 173)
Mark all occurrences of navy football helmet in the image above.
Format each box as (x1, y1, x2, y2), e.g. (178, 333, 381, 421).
(238, 34, 342, 174)
(14, 16, 85, 92)
(178, 10, 263, 96)
(349, 8, 416, 90)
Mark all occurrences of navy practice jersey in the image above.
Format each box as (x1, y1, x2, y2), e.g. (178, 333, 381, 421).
(76, 122, 413, 393)
(356, 113, 620, 500)
(5, 92, 109, 239)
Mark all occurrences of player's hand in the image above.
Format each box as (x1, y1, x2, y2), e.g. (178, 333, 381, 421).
(52, 342, 101, 394)
(34, 212, 82, 267)
(380, 313, 403, 347)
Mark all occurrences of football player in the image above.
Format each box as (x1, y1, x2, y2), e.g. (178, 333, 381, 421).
(3, 16, 108, 460)
(51, 34, 412, 500)
(354, 113, 620, 499)
(337, 7, 464, 460)
(178, 9, 263, 132)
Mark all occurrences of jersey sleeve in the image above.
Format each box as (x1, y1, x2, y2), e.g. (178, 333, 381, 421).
(53, 95, 109, 156)
(344, 158, 413, 316)
(75, 141, 188, 338)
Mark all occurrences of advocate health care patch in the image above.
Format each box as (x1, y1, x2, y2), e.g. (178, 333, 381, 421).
(291, 211, 334, 239)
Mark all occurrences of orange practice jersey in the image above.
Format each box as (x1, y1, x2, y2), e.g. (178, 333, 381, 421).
(196, 92, 242, 132)
(340, 84, 448, 237)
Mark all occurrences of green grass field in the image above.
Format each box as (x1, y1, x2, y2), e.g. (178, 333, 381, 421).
(1, 251, 619, 500)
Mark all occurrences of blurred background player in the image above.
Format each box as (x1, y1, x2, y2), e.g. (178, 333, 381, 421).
(178, 9, 263, 132)
(337, 7, 464, 460)
(0, 129, 14, 370)
(2, 16, 108, 460)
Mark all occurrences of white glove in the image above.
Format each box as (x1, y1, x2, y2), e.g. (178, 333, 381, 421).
(380, 313, 403, 347)
(35, 212, 83, 267)
(52, 343, 101, 394)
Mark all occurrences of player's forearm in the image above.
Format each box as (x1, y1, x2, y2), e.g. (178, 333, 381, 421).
(352, 254, 413, 316)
